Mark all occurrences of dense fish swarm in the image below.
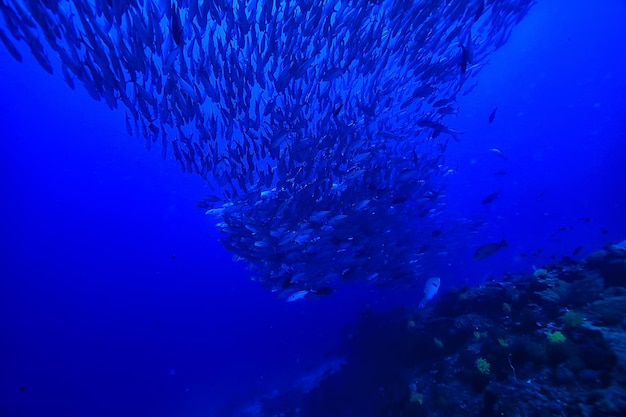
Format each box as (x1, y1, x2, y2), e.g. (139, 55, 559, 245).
(0, 0, 535, 297)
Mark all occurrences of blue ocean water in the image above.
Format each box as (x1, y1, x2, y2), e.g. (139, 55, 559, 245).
(0, 0, 625, 416)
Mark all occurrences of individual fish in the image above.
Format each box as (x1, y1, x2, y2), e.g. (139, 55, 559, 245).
(481, 190, 500, 205)
(432, 97, 456, 108)
(437, 105, 458, 115)
(474, 0, 485, 21)
(460, 44, 469, 74)
(473, 239, 508, 260)
(536, 191, 546, 201)
(488, 148, 508, 159)
(310, 210, 331, 222)
(311, 287, 335, 296)
(286, 290, 309, 302)
(461, 80, 479, 96)
(418, 119, 462, 141)
(418, 277, 441, 309)
(391, 195, 409, 205)
(488, 107, 497, 123)
(459, 31, 474, 74)
(0, 28, 21, 62)
(124, 112, 133, 136)
(170, 3, 183, 46)
(61, 64, 75, 89)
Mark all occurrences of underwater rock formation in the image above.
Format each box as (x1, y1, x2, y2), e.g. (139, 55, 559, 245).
(244, 240, 626, 416)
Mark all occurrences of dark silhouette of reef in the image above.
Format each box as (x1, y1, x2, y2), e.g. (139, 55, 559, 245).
(252, 240, 626, 417)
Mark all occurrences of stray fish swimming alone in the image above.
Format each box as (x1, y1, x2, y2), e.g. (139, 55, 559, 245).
(473, 239, 508, 260)
(481, 190, 500, 205)
(488, 107, 498, 123)
(488, 148, 508, 160)
(418, 277, 441, 309)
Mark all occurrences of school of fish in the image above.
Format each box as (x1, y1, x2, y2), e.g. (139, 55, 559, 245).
(0, 0, 536, 298)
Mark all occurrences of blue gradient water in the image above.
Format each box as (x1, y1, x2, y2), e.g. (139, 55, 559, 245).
(1, 1, 625, 416)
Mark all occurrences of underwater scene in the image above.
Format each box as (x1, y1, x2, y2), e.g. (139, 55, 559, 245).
(1, 0, 625, 416)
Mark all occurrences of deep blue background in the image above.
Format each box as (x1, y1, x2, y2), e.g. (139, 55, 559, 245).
(1, 1, 625, 416)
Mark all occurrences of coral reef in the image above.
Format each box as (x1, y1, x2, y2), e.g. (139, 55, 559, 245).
(243, 240, 626, 416)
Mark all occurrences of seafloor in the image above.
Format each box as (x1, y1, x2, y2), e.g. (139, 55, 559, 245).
(249, 240, 626, 417)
